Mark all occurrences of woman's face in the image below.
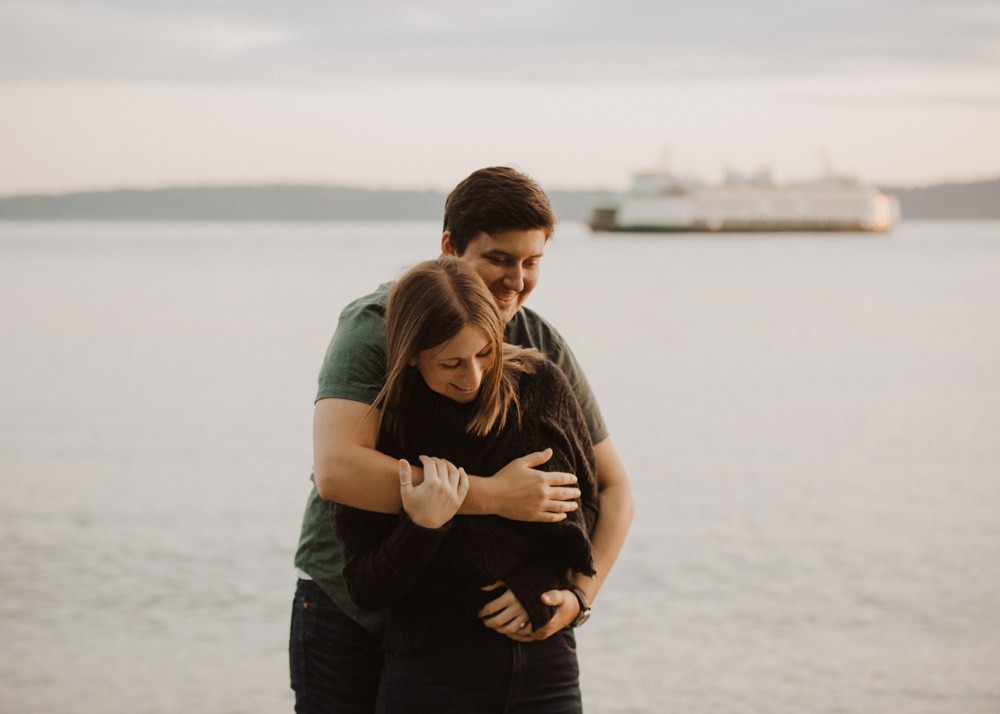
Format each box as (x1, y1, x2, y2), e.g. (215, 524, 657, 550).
(413, 324, 495, 403)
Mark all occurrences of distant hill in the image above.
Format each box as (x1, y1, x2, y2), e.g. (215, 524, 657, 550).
(878, 179, 1000, 219)
(0, 186, 446, 222)
(0, 180, 996, 221)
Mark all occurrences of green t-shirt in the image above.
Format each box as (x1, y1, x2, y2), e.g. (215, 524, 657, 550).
(293, 283, 608, 632)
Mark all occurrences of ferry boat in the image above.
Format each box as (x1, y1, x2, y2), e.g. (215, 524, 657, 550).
(590, 166, 900, 233)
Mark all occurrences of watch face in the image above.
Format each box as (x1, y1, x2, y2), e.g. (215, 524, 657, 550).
(574, 608, 591, 627)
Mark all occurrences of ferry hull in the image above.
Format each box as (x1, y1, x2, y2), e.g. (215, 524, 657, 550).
(593, 218, 895, 233)
(590, 176, 901, 234)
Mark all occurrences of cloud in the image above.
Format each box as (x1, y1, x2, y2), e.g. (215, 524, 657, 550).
(1, 0, 998, 84)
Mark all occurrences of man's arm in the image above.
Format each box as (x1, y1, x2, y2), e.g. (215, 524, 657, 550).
(573, 437, 633, 602)
(313, 398, 581, 520)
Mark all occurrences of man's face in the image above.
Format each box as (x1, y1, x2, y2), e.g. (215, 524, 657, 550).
(442, 229, 547, 324)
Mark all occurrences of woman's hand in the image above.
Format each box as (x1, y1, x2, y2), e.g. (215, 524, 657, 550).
(400, 456, 468, 529)
(479, 586, 582, 642)
(477, 581, 536, 640)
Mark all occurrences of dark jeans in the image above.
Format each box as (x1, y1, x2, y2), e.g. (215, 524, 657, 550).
(289, 579, 383, 714)
(377, 627, 582, 714)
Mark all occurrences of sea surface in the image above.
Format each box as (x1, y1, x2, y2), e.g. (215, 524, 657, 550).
(1, 220, 998, 714)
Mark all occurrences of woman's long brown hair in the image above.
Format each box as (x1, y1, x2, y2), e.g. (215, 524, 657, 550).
(372, 256, 539, 439)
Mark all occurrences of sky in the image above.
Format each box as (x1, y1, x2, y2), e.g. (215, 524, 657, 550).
(1, 0, 999, 195)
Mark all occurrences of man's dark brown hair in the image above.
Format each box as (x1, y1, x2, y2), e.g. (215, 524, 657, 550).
(443, 167, 556, 254)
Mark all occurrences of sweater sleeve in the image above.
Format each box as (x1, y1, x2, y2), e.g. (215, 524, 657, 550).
(333, 503, 452, 611)
(501, 554, 566, 629)
(536, 359, 601, 542)
(492, 360, 602, 630)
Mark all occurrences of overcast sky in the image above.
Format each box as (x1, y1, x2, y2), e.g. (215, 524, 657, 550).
(1, 0, 998, 193)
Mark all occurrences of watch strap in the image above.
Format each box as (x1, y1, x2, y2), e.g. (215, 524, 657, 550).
(568, 586, 591, 627)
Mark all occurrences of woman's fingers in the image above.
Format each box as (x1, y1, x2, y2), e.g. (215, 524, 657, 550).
(442, 458, 460, 489)
(488, 606, 531, 634)
(481, 604, 518, 627)
(418, 455, 439, 483)
(398, 459, 413, 490)
(478, 587, 528, 632)
(418, 456, 466, 496)
(498, 611, 531, 634)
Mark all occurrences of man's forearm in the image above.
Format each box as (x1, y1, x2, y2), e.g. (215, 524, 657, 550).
(574, 438, 634, 603)
(315, 444, 412, 512)
(316, 445, 570, 519)
(459, 476, 500, 515)
(318, 445, 497, 515)
(574, 481, 633, 602)
(315, 400, 578, 519)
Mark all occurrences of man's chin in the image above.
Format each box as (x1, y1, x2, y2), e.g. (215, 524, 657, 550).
(494, 297, 519, 320)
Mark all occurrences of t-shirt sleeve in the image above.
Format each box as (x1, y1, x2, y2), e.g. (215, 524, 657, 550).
(315, 289, 389, 405)
(508, 309, 610, 444)
(548, 338, 608, 445)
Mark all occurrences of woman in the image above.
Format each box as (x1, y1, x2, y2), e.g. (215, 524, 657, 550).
(334, 256, 599, 713)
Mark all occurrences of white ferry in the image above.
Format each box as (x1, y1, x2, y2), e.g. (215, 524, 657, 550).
(590, 166, 900, 233)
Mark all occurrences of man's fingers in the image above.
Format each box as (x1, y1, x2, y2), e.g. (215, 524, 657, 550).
(542, 469, 578, 487)
(533, 511, 568, 523)
(548, 486, 581, 503)
(540, 589, 567, 606)
(547, 499, 579, 513)
(520, 447, 553, 469)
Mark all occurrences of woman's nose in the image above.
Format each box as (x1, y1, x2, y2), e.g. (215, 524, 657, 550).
(464, 361, 483, 388)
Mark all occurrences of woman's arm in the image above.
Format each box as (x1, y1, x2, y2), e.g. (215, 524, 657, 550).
(336, 457, 467, 609)
(480, 362, 612, 638)
(521, 437, 634, 640)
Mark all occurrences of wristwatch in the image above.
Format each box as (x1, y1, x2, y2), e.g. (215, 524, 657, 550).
(568, 586, 592, 628)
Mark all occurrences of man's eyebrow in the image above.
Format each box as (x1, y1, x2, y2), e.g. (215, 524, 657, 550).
(482, 249, 543, 259)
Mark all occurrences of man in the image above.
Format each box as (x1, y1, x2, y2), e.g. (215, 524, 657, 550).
(290, 167, 633, 712)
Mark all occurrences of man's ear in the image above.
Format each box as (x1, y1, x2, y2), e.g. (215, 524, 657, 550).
(441, 232, 458, 256)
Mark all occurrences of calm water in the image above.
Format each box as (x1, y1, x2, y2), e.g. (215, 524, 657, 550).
(1, 220, 998, 713)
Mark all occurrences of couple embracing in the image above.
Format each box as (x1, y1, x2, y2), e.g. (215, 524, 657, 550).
(290, 167, 634, 713)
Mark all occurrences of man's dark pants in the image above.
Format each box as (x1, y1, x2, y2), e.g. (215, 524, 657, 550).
(289, 579, 382, 713)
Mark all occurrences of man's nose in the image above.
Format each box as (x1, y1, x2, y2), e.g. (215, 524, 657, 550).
(503, 265, 524, 291)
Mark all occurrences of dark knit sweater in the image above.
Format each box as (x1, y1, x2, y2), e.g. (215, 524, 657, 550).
(333, 358, 599, 655)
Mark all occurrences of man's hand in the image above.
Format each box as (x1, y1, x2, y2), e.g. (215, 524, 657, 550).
(485, 448, 581, 522)
(519, 589, 580, 641)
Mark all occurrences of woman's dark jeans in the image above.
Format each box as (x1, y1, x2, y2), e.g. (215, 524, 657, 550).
(376, 627, 582, 714)
(289, 579, 383, 714)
